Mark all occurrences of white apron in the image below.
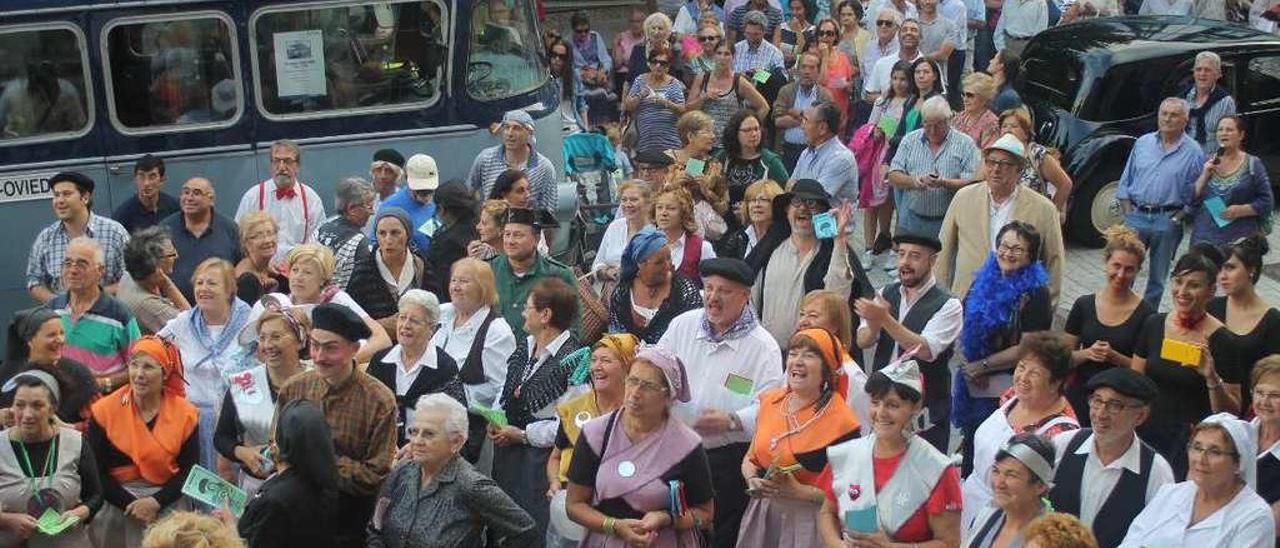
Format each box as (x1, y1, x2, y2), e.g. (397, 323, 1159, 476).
(225, 366, 277, 495)
(828, 434, 951, 539)
(90, 481, 192, 548)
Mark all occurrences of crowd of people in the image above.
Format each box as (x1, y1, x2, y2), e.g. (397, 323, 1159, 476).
(2, 1, 1280, 547)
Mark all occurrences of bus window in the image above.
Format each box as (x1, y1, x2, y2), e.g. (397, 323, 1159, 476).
(103, 14, 241, 133)
(467, 0, 548, 101)
(251, 1, 447, 118)
(0, 25, 91, 145)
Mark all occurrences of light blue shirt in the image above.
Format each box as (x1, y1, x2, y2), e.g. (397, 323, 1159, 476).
(733, 39, 786, 74)
(783, 84, 822, 145)
(1115, 132, 1206, 208)
(792, 135, 859, 204)
(889, 127, 980, 217)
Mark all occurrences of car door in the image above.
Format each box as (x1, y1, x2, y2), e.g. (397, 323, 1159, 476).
(1237, 52, 1280, 188)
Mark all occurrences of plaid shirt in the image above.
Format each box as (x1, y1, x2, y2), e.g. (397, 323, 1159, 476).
(26, 213, 130, 291)
(733, 39, 785, 74)
(277, 367, 398, 497)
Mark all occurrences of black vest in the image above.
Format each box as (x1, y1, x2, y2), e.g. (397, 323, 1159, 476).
(873, 282, 954, 410)
(1047, 429, 1155, 548)
(1259, 450, 1280, 504)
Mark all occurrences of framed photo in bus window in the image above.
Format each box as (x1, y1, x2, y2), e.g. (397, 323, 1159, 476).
(0, 22, 94, 147)
(467, 0, 549, 101)
(250, 0, 448, 120)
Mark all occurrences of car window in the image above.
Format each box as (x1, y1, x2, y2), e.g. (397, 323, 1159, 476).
(1023, 55, 1081, 113)
(251, 0, 447, 118)
(0, 24, 91, 145)
(467, 0, 548, 101)
(103, 14, 241, 133)
(1080, 58, 1183, 122)
(1244, 56, 1280, 108)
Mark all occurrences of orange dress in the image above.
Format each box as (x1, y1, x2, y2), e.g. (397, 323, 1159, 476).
(821, 51, 856, 132)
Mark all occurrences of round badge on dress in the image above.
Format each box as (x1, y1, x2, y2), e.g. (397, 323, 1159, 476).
(617, 460, 637, 478)
(574, 411, 592, 428)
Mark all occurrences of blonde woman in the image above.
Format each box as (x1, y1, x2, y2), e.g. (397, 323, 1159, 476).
(666, 111, 729, 241)
(720, 179, 784, 259)
(431, 257, 517, 411)
(652, 186, 716, 286)
(234, 211, 287, 304)
(954, 72, 999, 148)
(468, 200, 509, 261)
(592, 181, 653, 282)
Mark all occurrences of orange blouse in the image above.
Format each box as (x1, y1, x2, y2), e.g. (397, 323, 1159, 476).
(748, 386, 859, 486)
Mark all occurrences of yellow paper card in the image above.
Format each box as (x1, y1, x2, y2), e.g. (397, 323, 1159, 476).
(1160, 338, 1201, 366)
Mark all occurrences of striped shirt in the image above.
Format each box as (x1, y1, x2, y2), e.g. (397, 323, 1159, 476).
(1184, 86, 1237, 154)
(728, 5, 785, 37)
(733, 39, 786, 74)
(466, 144, 559, 213)
(889, 127, 981, 217)
(627, 74, 687, 154)
(50, 291, 141, 378)
(26, 214, 130, 292)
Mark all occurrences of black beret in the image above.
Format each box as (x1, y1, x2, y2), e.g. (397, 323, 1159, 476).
(699, 258, 756, 286)
(372, 148, 405, 168)
(48, 172, 94, 194)
(504, 208, 559, 229)
(433, 180, 475, 212)
(633, 149, 675, 167)
(311, 303, 371, 342)
(892, 233, 943, 252)
(1086, 367, 1159, 403)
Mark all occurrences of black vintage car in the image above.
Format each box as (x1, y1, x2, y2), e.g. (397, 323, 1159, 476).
(1021, 16, 1280, 246)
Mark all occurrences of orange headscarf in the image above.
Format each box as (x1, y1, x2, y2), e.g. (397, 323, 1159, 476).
(791, 328, 850, 398)
(129, 336, 186, 398)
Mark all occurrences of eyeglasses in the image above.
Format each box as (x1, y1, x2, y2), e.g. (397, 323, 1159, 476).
(985, 157, 1021, 171)
(624, 375, 669, 394)
(61, 258, 93, 271)
(790, 196, 827, 211)
(550, 52, 569, 59)
(649, 59, 670, 66)
(271, 157, 298, 166)
(876, 20, 897, 27)
(996, 242, 1028, 256)
(698, 35, 719, 42)
(181, 187, 210, 198)
(1087, 395, 1143, 413)
(1187, 442, 1238, 460)
(396, 312, 431, 329)
(1253, 389, 1280, 402)
(818, 30, 838, 37)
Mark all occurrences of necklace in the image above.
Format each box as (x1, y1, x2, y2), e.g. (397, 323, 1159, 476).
(17, 433, 59, 512)
(769, 393, 827, 450)
(1175, 310, 1207, 331)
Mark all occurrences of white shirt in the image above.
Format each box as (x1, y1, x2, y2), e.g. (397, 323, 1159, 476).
(431, 304, 517, 408)
(1000, 0, 1048, 39)
(593, 218, 634, 274)
(657, 308, 784, 449)
(865, 50, 923, 94)
(1051, 431, 1176, 527)
(939, 0, 968, 50)
(842, 358, 872, 434)
(1120, 481, 1276, 548)
(862, 37, 900, 88)
(669, 232, 717, 272)
(860, 276, 964, 361)
(380, 344, 439, 397)
(235, 179, 327, 265)
(988, 185, 1018, 251)
(1140, 0, 1194, 14)
(863, 0, 919, 28)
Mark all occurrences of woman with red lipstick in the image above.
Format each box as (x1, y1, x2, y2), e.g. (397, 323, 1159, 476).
(1131, 248, 1243, 478)
(1208, 234, 1280, 416)
(1062, 225, 1155, 427)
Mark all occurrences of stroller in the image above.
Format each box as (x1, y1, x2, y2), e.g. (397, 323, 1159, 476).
(562, 131, 620, 265)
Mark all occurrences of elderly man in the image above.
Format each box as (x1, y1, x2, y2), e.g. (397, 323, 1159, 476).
(49, 237, 141, 393)
(315, 177, 375, 289)
(865, 18, 923, 104)
(858, 8, 902, 113)
(633, 148, 676, 187)
(1116, 97, 1206, 307)
(773, 52, 833, 170)
(376, 154, 440, 254)
(160, 176, 240, 301)
(864, 0, 919, 27)
(855, 233, 963, 452)
(277, 303, 397, 548)
(112, 155, 179, 234)
(792, 102, 859, 205)
(1048, 368, 1175, 548)
(1184, 51, 1237, 154)
(749, 179, 869, 346)
(27, 172, 130, 303)
(887, 96, 981, 239)
(728, 1, 784, 43)
(658, 258, 783, 548)
(936, 134, 1064, 301)
(994, 0, 1047, 55)
(118, 226, 189, 334)
(467, 110, 558, 214)
(368, 148, 405, 214)
(491, 208, 577, 341)
(234, 139, 326, 264)
(732, 10, 786, 77)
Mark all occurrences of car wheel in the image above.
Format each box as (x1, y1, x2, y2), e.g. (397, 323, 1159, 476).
(1068, 166, 1124, 248)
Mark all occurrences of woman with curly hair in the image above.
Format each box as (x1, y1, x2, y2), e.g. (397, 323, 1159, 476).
(652, 186, 716, 286)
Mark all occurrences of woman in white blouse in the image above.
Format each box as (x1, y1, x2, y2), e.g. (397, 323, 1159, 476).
(591, 181, 653, 283)
(1121, 412, 1276, 548)
(431, 257, 517, 410)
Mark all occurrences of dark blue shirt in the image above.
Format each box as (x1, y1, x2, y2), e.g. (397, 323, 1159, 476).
(112, 193, 180, 234)
(161, 211, 241, 301)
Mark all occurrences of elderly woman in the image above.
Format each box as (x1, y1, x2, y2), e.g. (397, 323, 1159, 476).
(1131, 248, 1241, 477)
(144, 512, 243, 548)
(346, 208, 427, 338)
(998, 108, 1073, 220)
(608, 227, 704, 344)
(720, 179, 785, 260)
(954, 72, 999, 148)
(624, 46, 686, 154)
(593, 181, 653, 282)
(1249, 357, 1280, 515)
(653, 186, 717, 285)
(368, 290, 467, 447)
(666, 111, 729, 241)
(814, 17, 856, 131)
(820, 360, 963, 547)
(627, 13, 677, 87)
(119, 227, 189, 334)
(546, 334, 640, 547)
(423, 182, 478, 301)
(234, 211, 288, 305)
(687, 39, 770, 149)
(961, 332, 1079, 531)
(279, 243, 391, 363)
(371, 394, 536, 548)
(1209, 235, 1280, 413)
(468, 199, 509, 261)
(214, 303, 309, 494)
(490, 278, 583, 541)
(1, 307, 98, 428)
(1122, 413, 1276, 546)
(0, 371, 101, 546)
(964, 433, 1057, 547)
(159, 258, 251, 472)
(88, 336, 199, 548)
(796, 290, 870, 430)
(1192, 115, 1274, 244)
(736, 328, 860, 548)
(717, 111, 788, 226)
(432, 258, 517, 411)
(566, 346, 715, 547)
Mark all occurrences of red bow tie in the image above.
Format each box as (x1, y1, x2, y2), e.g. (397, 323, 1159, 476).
(275, 185, 297, 200)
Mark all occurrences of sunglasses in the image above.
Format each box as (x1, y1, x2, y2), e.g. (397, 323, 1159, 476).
(963, 91, 976, 98)
(698, 35, 719, 42)
(818, 30, 838, 37)
(551, 52, 569, 59)
(876, 20, 896, 27)
(649, 59, 670, 66)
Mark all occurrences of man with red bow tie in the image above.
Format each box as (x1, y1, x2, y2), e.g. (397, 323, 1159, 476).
(235, 139, 327, 264)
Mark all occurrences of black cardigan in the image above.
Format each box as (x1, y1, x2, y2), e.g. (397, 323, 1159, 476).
(345, 249, 426, 320)
(366, 346, 468, 447)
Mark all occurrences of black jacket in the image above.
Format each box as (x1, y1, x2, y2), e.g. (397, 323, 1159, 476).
(423, 215, 478, 301)
(238, 469, 338, 548)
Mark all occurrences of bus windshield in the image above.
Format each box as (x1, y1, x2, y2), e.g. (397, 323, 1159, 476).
(467, 0, 547, 101)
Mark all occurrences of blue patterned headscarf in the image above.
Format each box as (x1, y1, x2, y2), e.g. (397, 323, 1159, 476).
(619, 226, 668, 283)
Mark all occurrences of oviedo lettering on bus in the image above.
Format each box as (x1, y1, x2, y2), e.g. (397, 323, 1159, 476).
(0, 172, 57, 205)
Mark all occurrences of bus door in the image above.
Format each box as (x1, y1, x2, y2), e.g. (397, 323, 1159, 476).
(90, 3, 258, 215)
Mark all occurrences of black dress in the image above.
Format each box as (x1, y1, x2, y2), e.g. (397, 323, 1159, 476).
(345, 249, 426, 320)
(1063, 294, 1155, 425)
(1132, 313, 1240, 478)
(1207, 296, 1280, 415)
(238, 468, 337, 548)
(608, 274, 704, 344)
